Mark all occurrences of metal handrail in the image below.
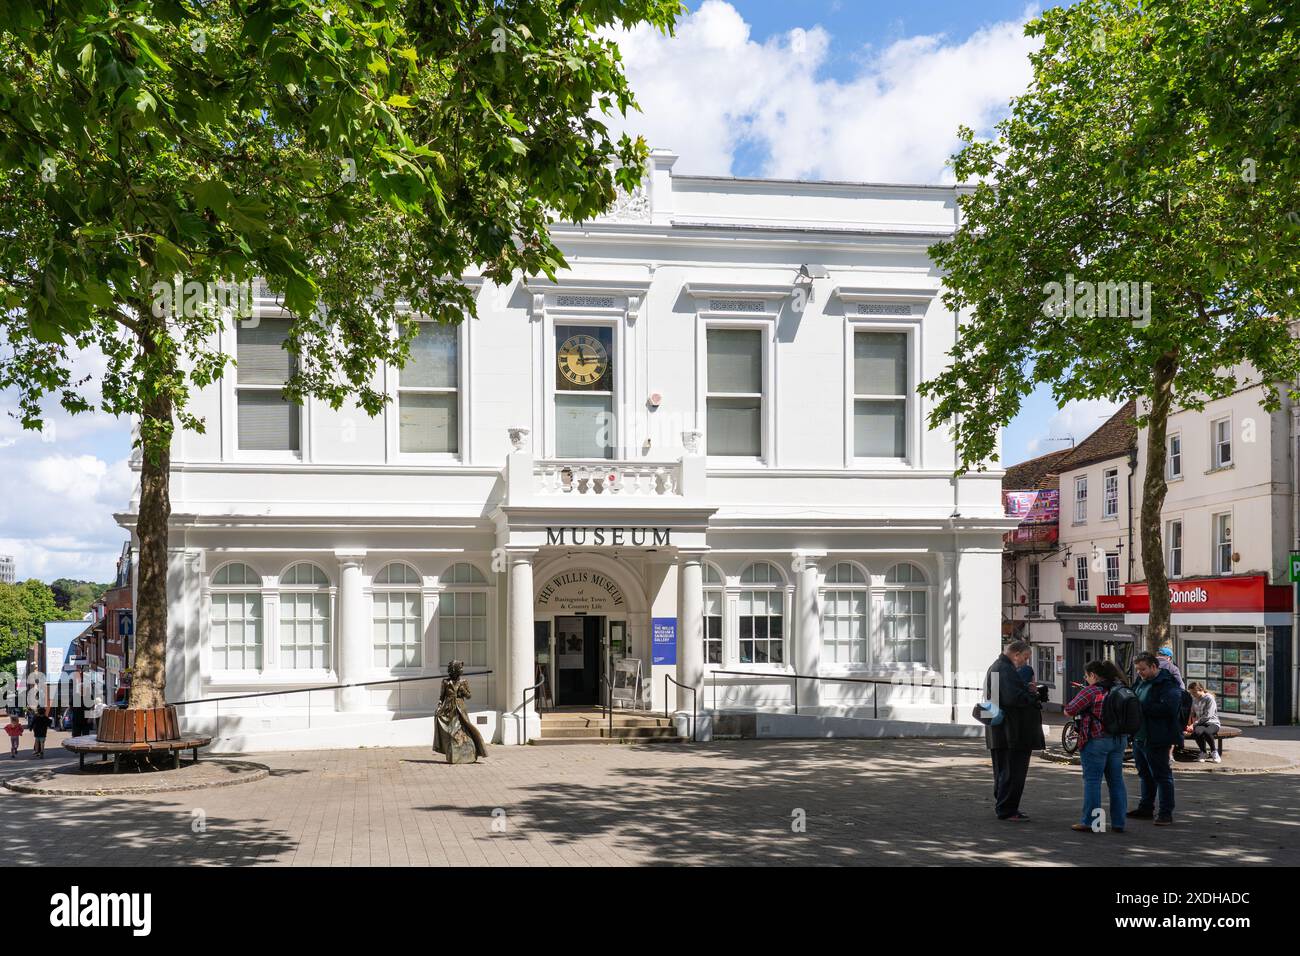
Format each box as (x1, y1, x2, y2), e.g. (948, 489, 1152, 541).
(599, 671, 613, 738)
(165, 670, 492, 739)
(663, 674, 697, 743)
(517, 672, 548, 745)
(707, 669, 983, 721)
(170, 670, 493, 708)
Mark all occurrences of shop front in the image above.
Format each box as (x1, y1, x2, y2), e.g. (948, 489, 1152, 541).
(1109, 575, 1293, 725)
(1057, 606, 1138, 697)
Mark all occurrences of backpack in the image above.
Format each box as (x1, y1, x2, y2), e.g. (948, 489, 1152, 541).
(1177, 689, 1194, 730)
(1100, 684, 1142, 736)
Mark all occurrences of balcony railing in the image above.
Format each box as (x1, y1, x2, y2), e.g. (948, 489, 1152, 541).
(535, 460, 679, 497)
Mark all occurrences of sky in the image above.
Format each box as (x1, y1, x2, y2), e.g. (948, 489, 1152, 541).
(0, 0, 1110, 583)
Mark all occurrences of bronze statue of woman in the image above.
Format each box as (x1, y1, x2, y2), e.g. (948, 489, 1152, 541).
(433, 660, 488, 763)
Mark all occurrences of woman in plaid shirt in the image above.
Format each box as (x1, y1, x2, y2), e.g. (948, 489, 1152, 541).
(1064, 660, 1129, 833)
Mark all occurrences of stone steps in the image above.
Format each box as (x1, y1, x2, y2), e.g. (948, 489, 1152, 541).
(531, 710, 686, 745)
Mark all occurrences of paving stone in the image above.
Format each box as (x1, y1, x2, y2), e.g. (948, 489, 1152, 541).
(2, 738, 1296, 865)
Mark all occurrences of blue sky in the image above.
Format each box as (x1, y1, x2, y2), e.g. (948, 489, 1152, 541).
(1, 0, 1101, 582)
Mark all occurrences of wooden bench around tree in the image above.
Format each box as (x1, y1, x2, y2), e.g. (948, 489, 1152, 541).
(62, 734, 213, 771)
(1209, 725, 1242, 755)
(62, 705, 212, 773)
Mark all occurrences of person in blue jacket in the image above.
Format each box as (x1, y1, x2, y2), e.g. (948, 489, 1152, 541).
(1129, 651, 1184, 826)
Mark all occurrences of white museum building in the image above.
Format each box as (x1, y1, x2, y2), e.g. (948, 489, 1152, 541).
(120, 150, 1014, 750)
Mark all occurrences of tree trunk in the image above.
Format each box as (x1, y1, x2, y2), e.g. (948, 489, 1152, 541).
(129, 333, 175, 710)
(1138, 350, 1179, 654)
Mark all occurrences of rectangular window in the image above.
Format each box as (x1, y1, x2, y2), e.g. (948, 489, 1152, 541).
(439, 590, 488, 668)
(821, 589, 867, 664)
(236, 317, 299, 451)
(853, 331, 907, 458)
(703, 591, 723, 665)
(1214, 512, 1233, 574)
(279, 592, 330, 669)
(1028, 562, 1040, 616)
(738, 590, 783, 663)
(1105, 553, 1120, 596)
(555, 325, 615, 459)
(1035, 644, 1055, 689)
(1212, 418, 1232, 468)
(210, 593, 262, 670)
(1103, 468, 1119, 519)
(1074, 476, 1088, 523)
(1075, 555, 1090, 604)
(399, 322, 458, 454)
(1167, 519, 1183, 578)
(881, 590, 927, 665)
(706, 328, 763, 457)
(1167, 433, 1182, 479)
(372, 591, 422, 668)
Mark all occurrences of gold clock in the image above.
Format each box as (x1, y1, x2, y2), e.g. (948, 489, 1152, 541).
(557, 333, 610, 387)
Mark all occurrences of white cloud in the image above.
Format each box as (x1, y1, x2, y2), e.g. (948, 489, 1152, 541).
(1025, 398, 1124, 456)
(608, 1, 1040, 182)
(0, 453, 133, 582)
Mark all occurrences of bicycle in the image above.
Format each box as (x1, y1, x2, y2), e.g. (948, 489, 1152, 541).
(1061, 680, 1134, 760)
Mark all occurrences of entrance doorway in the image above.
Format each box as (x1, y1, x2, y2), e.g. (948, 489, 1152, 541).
(554, 616, 603, 705)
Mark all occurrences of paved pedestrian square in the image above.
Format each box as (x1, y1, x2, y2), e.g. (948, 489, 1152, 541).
(3, 733, 1297, 866)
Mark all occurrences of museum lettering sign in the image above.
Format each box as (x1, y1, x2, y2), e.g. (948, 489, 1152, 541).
(545, 527, 670, 547)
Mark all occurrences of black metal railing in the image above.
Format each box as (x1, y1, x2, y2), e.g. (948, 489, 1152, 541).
(171, 670, 493, 737)
(663, 674, 698, 742)
(516, 671, 548, 744)
(706, 669, 982, 722)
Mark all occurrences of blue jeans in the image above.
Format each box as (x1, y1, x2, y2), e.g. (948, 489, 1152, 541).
(1080, 734, 1127, 830)
(1134, 743, 1175, 817)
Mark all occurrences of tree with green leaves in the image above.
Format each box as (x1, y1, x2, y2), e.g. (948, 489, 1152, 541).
(920, 0, 1300, 652)
(0, 580, 71, 675)
(0, 0, 681, 708)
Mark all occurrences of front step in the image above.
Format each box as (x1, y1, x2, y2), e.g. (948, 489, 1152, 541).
(531, 710, 687, 745)
(530, 735, 688, 746)
(540, 726, 680, 739)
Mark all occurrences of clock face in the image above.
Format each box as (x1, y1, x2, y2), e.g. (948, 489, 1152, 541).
(557, 333, 610, 387)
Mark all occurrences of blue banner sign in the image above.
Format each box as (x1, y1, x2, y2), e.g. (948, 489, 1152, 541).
(651, 617, 677, 666)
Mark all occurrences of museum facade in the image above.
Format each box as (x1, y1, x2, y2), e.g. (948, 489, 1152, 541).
(120, 150, 1013, 749)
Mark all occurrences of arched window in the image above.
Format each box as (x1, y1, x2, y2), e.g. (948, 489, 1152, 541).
(439, 563, 487, 668)
(739, 561, 784, 664)
(703, 563, 724, 665)
(882, 563, 928, 665)
(821, 563, 868, 664)
(209, 563, 262, 671)
(280, 563, 331, 669)
(372, 563, 422, 668)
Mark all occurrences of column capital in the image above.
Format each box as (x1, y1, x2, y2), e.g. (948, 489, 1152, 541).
(335, 548, 367, 569)
(793, 549, 827, 564)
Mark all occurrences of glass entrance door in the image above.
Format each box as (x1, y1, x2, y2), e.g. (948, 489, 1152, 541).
(554, 615, 603, 705)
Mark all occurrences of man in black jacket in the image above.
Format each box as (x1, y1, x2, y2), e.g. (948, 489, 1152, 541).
(984, 640, 1046, 821)
(1130, 652, 1184, 825)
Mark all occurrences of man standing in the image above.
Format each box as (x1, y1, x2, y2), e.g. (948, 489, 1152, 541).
(1130, 652, 1183, 826)
(984, 640, 1046, 821)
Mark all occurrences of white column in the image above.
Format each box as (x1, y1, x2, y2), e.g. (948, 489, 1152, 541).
(336, 550, 368, 712)
(506, 550, 537, 744)
(677, 553, 705, 711)
(795, 552, 825, 709)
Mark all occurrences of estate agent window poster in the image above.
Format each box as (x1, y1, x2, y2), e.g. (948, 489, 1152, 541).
(1206, 679, 1222, 694)
(1240, 649, 1256, 664)
(1223, 664, 1239, 679)
(1223, 648, 1240, 664)
(1207, 662, 1223, 678)
(1186, 662, 1207, 678)
(1187, 647, 1207, 662)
